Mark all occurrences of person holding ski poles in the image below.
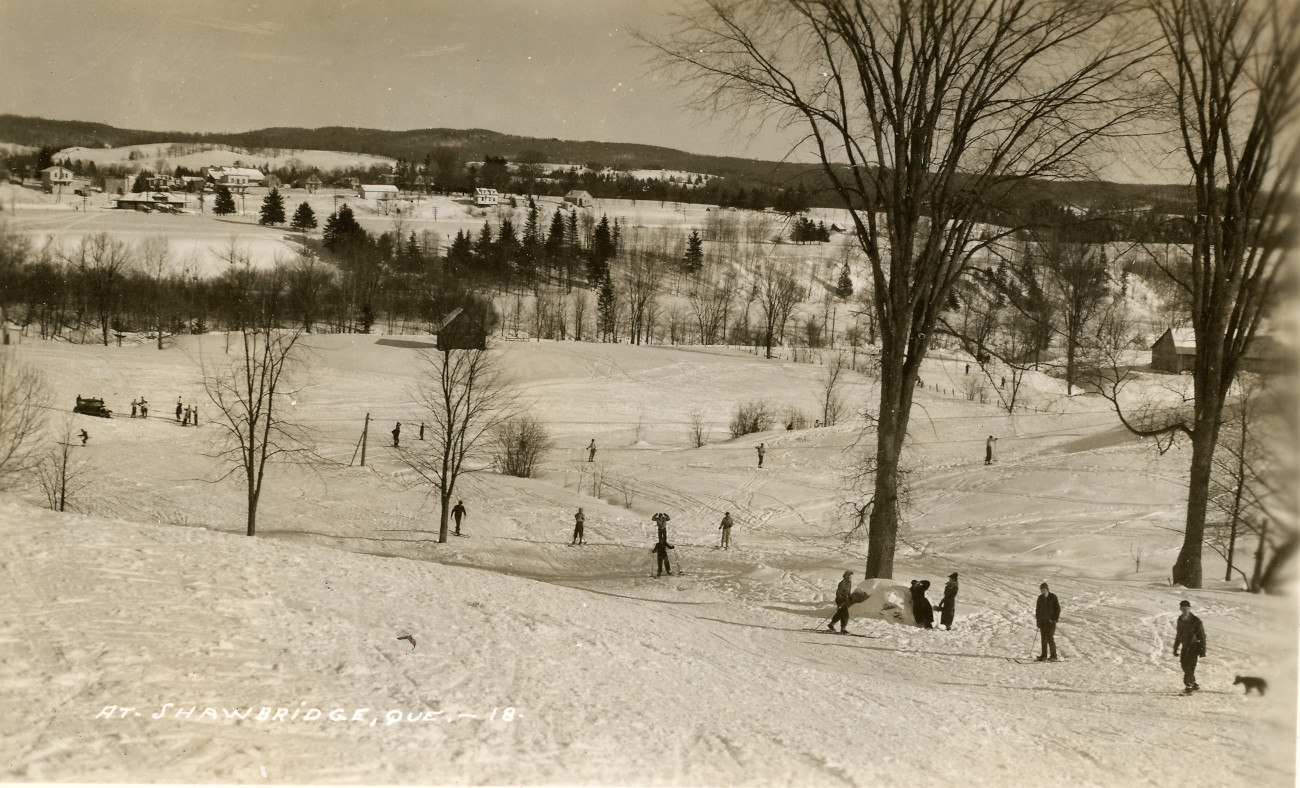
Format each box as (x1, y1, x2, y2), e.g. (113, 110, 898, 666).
(829, 571, 854, 633)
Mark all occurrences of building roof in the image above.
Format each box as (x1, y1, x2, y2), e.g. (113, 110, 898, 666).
(359, 184, 399, 193)
(41, 165, 73, 174)
(474, 188, 499, 196)
(211, 166, 265, 179)
(565, 189, 592, 198)
(112, 192, 186, 204)
(1164, 328, 1196, 355)
(1155, 327, 1288, 361)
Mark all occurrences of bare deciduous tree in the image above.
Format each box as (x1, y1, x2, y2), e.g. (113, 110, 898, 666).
(1095, 0, 1299, 587)
(64, 232, 132, 346)
(0, 349, 47, 488)
(652, 0, 1150, 578)
(755, 257, 802, 358)
(203, 319, 310, 537)
(137, 235, 172, 350)
(688, 408, 710, 448)
(35, 419, 92, 513)
(820, 352, 849, 427)
(401, 346, 520, 542)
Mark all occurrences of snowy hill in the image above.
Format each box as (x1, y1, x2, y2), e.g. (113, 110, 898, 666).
(0, 336, 1294, 785)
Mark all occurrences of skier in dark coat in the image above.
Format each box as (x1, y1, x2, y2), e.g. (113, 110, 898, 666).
(829, 571, 854, 633)
(756, 443, 765, 468)
(911, 580, 935, 628)
(587, 439, 597, 462)
(1036, 582, 1061, 661)
(392, 422, 401, 448)
(572, 508, 585, 545)
(985, 435, 997, 465)
(451, 500, 466, 536)
(175, 397, 183, 422)
(79, 429, 89, 445)
(937, 572, 959, 630)
(719, 512, 733, 549)
(1173, 600, 1207, 692)
(651, 537, 674, 577)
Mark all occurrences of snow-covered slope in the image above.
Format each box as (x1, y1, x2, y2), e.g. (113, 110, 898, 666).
(0, 337, 1294, 785)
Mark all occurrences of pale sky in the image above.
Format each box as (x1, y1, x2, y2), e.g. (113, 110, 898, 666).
(0, 1, 798, 160)
(0, 1, 1179, 182)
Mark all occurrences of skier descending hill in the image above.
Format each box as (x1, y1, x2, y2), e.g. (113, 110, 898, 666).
(828, 571, 854, 633)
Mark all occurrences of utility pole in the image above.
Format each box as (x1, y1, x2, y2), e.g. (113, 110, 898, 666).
(360, 412, 370, 466)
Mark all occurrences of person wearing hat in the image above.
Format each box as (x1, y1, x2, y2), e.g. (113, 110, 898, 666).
(1173, 600, 1207, 692)
(719, 512, 734, 549)
(829, 571, 854, 633)
(937, 572, 959, 630)
(1035, 583, 1061, 661)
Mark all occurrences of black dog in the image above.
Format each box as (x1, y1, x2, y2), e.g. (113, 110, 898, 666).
(1233, 675, 1267, 696)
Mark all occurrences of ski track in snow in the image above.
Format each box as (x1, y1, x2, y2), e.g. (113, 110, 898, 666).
(0, 336, 1294, 786)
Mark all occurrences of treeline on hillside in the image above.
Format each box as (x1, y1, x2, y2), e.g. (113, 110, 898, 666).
(0, 113, 1212, 236)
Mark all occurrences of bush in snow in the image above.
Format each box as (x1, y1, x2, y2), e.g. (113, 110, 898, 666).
(491, 414, 552, 478)
(729, 400, 774, 438)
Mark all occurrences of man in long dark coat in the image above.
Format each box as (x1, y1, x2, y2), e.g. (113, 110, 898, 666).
(937, 572, 959, 630)
(1036, 583, 1061, 661)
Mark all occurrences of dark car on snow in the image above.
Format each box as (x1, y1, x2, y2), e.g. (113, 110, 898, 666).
(73, 396, 112, 418)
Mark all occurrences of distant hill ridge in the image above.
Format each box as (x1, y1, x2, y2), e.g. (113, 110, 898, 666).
(0, 113, 1195, 213)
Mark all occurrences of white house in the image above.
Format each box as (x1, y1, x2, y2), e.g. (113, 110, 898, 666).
(40, 165, 75, 192)
(358, 184, 399, 200)
(473, 187, 499, 207)
(205, 166, 264, 192)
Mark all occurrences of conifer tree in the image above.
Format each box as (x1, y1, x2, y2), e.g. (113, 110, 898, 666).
(259, 188, 286, 225)
(322, 204, 365, 251)
(835, 262, 853, 299)
(405, 231, 423, 270)
(291, 201, 317, 233)
(213, 185, 237, 215)
(597, 272, 617, 342)
(683, 230, 704, 274)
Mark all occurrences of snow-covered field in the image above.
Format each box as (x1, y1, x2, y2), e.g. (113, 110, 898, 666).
(0, 335, 1294, 785)
(54, 143, 397, 174)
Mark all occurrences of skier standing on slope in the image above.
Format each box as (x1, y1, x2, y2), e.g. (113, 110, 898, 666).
(392, 422, 401, 448)
(652, 536, 674, 577)
(719, 512, 733, 549)
(587, 439, 597, 462)
(1173, 600, 1207, 693)
(571, 508, 585, 545)
(756, 442, 765, 468)
(936, 572, 959, 630)
(829, 571, 854, 633)
(451, 500, 466, 536)
(985, 435, 997, 465)
(1036, 583, 1061, 661)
